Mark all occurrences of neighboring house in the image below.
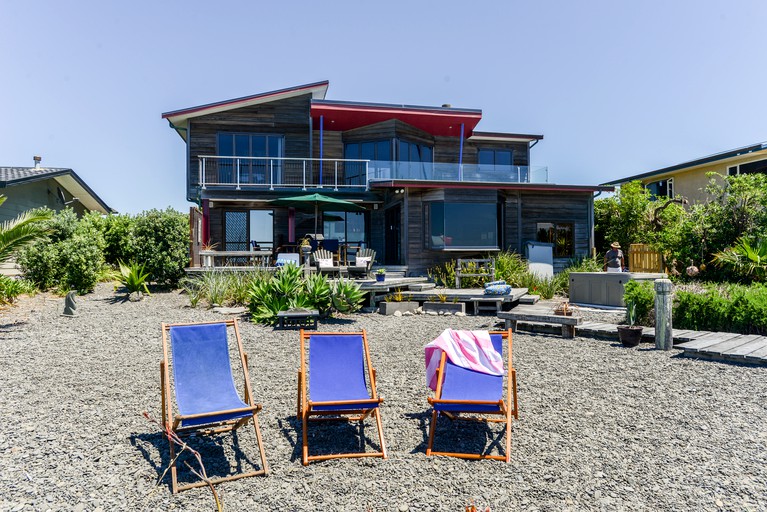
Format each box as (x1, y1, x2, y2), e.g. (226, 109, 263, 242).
(602, 141, 767, 203)
(163, 81, 612, 275)
(0, 162, 113, 222)
(0, 161, 113, 275)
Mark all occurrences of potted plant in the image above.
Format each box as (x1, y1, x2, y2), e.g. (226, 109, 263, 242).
(554, 301, 575, 316)
(617, 299, 643, 347)
(375, 268, 386, 282)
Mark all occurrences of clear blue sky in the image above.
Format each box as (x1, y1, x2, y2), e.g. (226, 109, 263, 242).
(2, 1, 765, 214)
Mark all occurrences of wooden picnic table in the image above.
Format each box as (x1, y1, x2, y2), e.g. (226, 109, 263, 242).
(498, 305, 582, 338)
(200, 250, 272, 267)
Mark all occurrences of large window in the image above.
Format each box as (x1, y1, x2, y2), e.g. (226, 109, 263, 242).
(536, 222, 574, 258)
(344, 141, 391, 184)
(398, 140, 433, 179)
(323, 211, 367, 244)
(428, 202, 498, 250)
(478, 148, 523, 181)
(217, 133, 283, 184)
(224, 209, 274, 251)
(646, 178, 673, 199)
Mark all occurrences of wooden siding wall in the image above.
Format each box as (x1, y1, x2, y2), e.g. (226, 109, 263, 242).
(188, 94, 312, 199)
(517, 191, 591, 273)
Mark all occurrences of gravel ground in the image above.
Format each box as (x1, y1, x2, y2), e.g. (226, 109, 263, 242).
(1, 284, 766, 511)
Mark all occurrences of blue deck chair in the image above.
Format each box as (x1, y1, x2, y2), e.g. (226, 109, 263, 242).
(426, 329, 518, 462)
(297, 330, 387, 465)
(160, 320, 268, 493)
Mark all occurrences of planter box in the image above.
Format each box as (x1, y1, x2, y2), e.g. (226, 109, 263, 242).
(423, 302, 466, 315)
(379, 301, 419, 316)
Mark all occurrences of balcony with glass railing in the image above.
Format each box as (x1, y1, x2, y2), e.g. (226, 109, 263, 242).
(196, 156, 548, 191)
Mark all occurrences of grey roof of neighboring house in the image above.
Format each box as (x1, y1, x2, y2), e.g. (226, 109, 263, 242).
(602, 141, 767, 186)
(0, 166, 113, 213)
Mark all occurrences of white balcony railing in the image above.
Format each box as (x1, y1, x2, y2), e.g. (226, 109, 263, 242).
(197, 156, 549, 190)
(197, 156, 370, 191)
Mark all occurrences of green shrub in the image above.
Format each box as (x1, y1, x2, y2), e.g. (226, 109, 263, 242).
(0, 276, 35, 304)
(133, 208, 188, 287)
(623, 280, 654, 326)
(18, 242, 60, 290)
(101, 214, 136, 265)
(674, 283, 767, 335)
(18, 208, 105, 294)
(58, 231, 105, 293)
(427, 261, 456, 288)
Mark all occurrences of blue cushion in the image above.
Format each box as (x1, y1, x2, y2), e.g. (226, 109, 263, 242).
(484, 284, 512, 295)
(275, 258, 288, 267)
(484, 280, 507, 288)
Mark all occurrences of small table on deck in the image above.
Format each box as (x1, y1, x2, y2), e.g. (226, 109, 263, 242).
(276, 309, 319, 330)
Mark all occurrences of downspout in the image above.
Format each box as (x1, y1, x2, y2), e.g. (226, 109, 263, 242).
(458, 123, 464, 181)
(319, 115, 324, 187)
(590, 191, 603, 258)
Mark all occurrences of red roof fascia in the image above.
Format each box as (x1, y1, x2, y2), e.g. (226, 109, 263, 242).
(311, 103, 482, 138)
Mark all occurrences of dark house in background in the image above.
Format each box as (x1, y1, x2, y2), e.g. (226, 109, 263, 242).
(0, 159, 113, 222)
(163, 81, 611, 275)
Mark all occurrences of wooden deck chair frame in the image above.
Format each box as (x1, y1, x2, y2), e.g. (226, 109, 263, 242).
(160, 319, 269, 493)
(296, 329, 387, 465)
(426, 328, 518, 462)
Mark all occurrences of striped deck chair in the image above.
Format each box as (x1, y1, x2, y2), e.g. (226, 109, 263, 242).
(297, 330, 387, 465)
(160, 320, 269, 493)
(426, 329, 518, 462)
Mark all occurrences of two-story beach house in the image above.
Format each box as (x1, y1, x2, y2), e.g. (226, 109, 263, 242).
(163, 81, 612, 275)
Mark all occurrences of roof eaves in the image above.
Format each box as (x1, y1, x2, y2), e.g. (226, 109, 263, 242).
(161, 80, 330, 120)
(602, 141, 767, 186)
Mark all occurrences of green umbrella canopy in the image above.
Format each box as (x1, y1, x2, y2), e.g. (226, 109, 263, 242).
(269, 193, 365, 236)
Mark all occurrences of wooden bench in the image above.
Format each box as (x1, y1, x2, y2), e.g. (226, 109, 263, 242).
(455, 258, 495, 288)
(498, 307, 582, 338)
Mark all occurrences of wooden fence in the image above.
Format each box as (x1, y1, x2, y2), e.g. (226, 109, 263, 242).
(628, 243, 664, 272)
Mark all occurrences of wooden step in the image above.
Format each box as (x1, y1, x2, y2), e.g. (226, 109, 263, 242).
(519, 294, 540, 305)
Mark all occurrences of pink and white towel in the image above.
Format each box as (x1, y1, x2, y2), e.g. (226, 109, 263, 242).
(425, 329, 504, 390)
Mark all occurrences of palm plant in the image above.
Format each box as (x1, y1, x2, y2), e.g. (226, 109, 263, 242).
(0, 196, 53, 264)
(713, 237, 767, 281)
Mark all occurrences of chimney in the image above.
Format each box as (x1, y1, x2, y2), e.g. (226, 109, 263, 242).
(33, 156, 42, 168)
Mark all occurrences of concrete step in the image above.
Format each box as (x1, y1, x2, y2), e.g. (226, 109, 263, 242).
(409, 283, 436, 291)
(519, 294, 540, 305)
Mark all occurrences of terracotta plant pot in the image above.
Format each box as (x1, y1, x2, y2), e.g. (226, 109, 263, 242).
(617, 325, 643, 347)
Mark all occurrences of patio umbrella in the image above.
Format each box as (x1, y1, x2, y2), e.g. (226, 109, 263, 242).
(269, 193, 365, 237)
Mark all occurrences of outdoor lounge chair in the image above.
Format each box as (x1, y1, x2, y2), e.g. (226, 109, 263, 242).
(296, 329, 387, 465)
(426, 328, 518, 462)
(347, 248, 376, 279)
(312, 249, 342, 276)
(160, 319, 269, 493)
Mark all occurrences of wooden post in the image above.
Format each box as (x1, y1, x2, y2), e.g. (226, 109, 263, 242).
(654, 279, 673, 350)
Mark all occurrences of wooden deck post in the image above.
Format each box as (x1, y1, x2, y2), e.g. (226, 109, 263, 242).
(655, 279, 673, 350)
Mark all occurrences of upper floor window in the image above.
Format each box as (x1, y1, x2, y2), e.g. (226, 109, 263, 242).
(646, 178, 673, 200)
(478, 149, 513, 168)
(397, 140, 432, 163)
(344, 140, 391, 184)
(727, 158, 767, 176)
(217, 133, 284, 184)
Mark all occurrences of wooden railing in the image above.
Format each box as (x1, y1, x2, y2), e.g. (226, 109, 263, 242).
(628, 243, 664, 272)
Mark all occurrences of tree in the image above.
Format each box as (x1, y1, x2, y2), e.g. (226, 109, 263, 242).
(0, 195, 52, 263)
